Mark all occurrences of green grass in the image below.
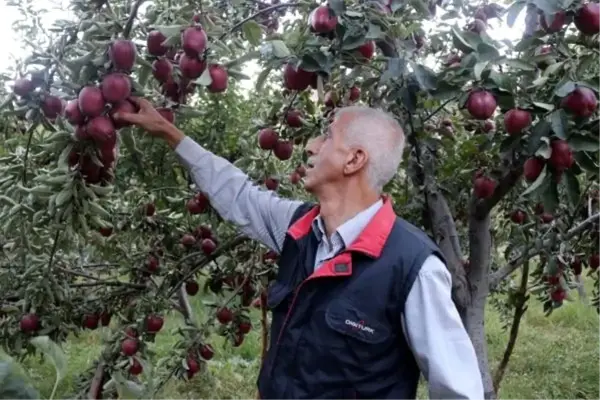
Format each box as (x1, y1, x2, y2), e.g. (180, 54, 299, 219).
(17, 281, 600, 399)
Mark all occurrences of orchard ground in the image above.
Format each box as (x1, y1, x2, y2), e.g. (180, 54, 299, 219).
(23, 276, 599, 399)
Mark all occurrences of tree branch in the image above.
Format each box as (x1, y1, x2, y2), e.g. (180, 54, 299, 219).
(493, 260, 530, 392)
(166, 235, 250, 298)
(87, 361, 106, 400)
(218, 2, 300, 41)
(177, 285, 194, 324)
(123, 0, 146, 39)
(489, 212, 600, 288)
(567, 212, 600, 237)
(71, 280, 146, 289)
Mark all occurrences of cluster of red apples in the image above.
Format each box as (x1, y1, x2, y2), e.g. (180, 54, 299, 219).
(543, 253, 599, 303)
(256, 4, 371, 189)
(12, 38, 140, 185)
(118, 318, 214, 378)
(148, 14, 229, 106)
(462, 81, 596, 206)
(10, 13, 231, 188)
(181, 192, 220, 255)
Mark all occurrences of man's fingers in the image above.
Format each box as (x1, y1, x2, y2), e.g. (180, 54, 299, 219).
(113, 111, 143, 125)
(128, 96, 152, 110)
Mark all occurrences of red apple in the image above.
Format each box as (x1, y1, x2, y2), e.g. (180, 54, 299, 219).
(540, 11, 566, 33)
(561, 87, 597, 118)
(549, 139, 574, 172)
(510, 210, 526, 224)
(523, 157, 545, 182)
(309, 5, 338, 33)
(466, 90, 497, 120)
(503, 108, 532, 135)
(216, 307, 233, 324)
(473, 176, 497, 199)
(574, 3, 600, 35)
(358, 41, 376, 59)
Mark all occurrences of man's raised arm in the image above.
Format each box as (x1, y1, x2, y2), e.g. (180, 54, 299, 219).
(113, 98, 305, 253)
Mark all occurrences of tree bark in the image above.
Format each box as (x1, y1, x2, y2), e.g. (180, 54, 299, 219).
(466, 209, 495, 399)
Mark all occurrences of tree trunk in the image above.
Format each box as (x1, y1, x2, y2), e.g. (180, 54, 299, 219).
(466, 210, 495, 399)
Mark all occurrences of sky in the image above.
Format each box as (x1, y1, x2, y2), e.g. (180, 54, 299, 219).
(0, 1, 527, 92)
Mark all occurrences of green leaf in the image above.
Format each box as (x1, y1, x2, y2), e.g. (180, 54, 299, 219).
(563, 169, 580, 209)
(527, 120, 551, 154)
(55, 187, 72, 207)
(110, 371, 146, 399)
(474, 61, 489, 80)
(499, 134, 522, 153)
(528, 76, 549, 88)
(154, 24, 186, 38)
(227, 70, 251, 81)
(532, 102, 554, 111)
(255, 65, 272, 91)
(365, 23, 384, 40)
(270, 40, 290, 58)
(225, 50, 260, 68)
(451, 27, 475, 53)
(412, 63, 437, 91)
(535, 140, 552, 159)
(409, 0, 430, 14)
(477, 43, 500, 61)
(345, 10, 363, 17)
(542, 60, 564, 76)
(554, 81, 576, 97)
(195, 68, 212, 87)
(521, 164, 548, 196)
(542, 177, 559, 213)
(576, 55, 596, 77)
(380, 58, 406, 84)
(515, 36, 544, 52)
(506, 1, 527, 27)
(505, 58, 536, 71)
(550, 109, 568, 139)
(568, 134, 599, 152)
(328, 0, 346, 15)
(29, 336, 67, 381)
(574, 151, 599, 175)
(242, 21, 262, 46)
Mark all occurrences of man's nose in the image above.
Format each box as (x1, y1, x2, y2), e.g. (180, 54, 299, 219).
(305, 136, 322, 157)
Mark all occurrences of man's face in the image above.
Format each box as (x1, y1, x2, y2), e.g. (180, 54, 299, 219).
(303, 113, 354, 193)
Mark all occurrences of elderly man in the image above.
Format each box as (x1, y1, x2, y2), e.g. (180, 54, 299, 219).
(114, 99, 484, 399)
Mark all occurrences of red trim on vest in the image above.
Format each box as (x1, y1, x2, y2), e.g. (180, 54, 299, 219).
(286, 196, 396, 259)
(287, 205, 320, 240)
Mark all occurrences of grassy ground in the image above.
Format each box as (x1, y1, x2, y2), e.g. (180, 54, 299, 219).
(18, 280, 599, 399)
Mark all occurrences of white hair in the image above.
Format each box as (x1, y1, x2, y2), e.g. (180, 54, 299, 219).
(334, 106, 405, 193)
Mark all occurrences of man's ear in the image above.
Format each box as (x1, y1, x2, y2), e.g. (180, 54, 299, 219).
(343, 147, 368, 175)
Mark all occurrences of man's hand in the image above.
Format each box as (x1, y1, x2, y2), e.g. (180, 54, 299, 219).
(113, 96, 185, 148)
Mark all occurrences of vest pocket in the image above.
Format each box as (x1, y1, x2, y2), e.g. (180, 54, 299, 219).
(324, 299, 391, 345)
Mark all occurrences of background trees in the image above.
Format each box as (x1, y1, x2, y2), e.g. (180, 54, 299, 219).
(0, 0, 598, 398)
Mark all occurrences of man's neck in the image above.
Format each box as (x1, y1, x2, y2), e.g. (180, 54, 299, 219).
(317, 190, 381, 238)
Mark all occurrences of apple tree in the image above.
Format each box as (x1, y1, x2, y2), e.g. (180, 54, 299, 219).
(0, 0, 598, 398)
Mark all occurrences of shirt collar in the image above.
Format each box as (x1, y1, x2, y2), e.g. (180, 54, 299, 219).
(311, 199, 384, 248)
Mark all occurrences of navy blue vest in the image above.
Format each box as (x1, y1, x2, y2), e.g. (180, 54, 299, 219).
(257, 199, 447, 399)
